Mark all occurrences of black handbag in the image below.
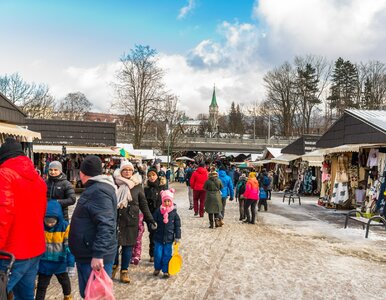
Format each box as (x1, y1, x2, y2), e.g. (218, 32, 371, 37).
(0, 251, 15, 300)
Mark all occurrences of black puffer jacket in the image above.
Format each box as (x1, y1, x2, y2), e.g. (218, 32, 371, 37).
(69, 176, 117, 264)
(46, 173, 76, 221)
(144, 179, 166, 213)
(117, 183, 155, 247)
(153, 207, 181, 244)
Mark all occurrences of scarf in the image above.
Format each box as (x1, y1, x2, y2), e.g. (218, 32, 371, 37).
(115, 173, 142, 209)
(160, 205, 174, 224)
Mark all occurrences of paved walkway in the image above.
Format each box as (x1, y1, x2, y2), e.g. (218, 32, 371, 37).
(45, 183, 386, 299)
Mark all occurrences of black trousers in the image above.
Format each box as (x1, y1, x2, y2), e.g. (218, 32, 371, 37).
(258, 199, 268, 211)
(208, 213, 220, 223)
(244, 200, 257, 223)
(35, 272, 71, 300)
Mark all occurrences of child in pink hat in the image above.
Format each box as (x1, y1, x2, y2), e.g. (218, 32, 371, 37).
(152, 188, 181, 278)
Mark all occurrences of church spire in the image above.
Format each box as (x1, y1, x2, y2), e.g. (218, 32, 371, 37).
(210, 85, 218, 108)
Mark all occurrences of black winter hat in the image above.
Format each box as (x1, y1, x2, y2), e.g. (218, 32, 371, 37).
(80, 155, 103, 177)
(0, 138, 25, 165)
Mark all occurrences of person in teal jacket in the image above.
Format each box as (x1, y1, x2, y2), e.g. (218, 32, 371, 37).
(218, 167, 234, 224)
(36, 200, 75, 300)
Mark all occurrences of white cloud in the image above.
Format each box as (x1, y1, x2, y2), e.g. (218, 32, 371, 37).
(4, 0, 386, 120)
(178, 0, 196, 20)
(253, 0, 386, 61)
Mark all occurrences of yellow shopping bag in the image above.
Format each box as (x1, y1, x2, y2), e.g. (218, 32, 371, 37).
(168, 242, 182, 275)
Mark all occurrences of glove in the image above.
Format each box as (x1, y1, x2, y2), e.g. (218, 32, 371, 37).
(150, 222, 157, 231)
(174, 239, 180, 244)
(67, 266, 76, 277)
(229, 197, 234, 201)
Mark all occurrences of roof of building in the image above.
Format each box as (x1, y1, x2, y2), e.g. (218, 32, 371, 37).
(345, 109, 386, 134)
(281, 134, 321, 155)
(316, 109, 386, 148)
(210, 86, 218, 108)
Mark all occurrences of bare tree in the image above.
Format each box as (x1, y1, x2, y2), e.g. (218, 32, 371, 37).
(57, 92, 92, 120)
(358, 60, 386, 109)
(23, 86, 56, 118)
(0, 73, 56, 118)
(151, 95, 188, 162)
(111, 45, 169, 148)
(263, 62, 298, 136)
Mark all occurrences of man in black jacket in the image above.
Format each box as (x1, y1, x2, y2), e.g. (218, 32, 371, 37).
(69, 155, 117, 298)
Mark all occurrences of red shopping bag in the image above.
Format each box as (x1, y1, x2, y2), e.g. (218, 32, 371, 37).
(85, 269, 115, 300)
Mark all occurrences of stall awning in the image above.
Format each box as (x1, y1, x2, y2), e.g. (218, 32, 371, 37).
(0, 122, 41, 141)
(33, 145, 120, 156)
(271, 154, 300, 165)
(322, 143, 382, 154)
(249, 159, 271, 166)
(301, 149, 325, 167)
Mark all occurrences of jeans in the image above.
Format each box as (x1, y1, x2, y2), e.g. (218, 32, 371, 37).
(239, 197, 245, 220)
(76, 261, 113, 299)
(0, 255, 40, 300)
(114, 245, 133, 270)
(35, 272, 71, 300)
(154, 241, 172, 273)
(220, 197, 227, 219)
(187, 187, 193, 208)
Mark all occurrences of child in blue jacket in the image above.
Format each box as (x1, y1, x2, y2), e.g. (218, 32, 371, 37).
(258, 187, 268, 212)
(152, 188, 181, 278)
(35, 200, 75, 300)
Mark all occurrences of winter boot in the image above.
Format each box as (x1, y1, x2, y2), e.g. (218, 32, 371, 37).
(214, 218, 221, 227)
(111, 265, 118, 279)
(63, 295, 73, 300)
(209, 221, 214, 229)
(120, 270, 130, 283)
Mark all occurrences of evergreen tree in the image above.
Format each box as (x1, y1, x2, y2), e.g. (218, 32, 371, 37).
(296, 63, 320, 134)
(228, 101, 238, 135)
(328, 57, 359, 116)
(235, 104, 244, 134)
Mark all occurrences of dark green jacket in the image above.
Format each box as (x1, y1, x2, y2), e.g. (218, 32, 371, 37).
(204, 177, 223, 214)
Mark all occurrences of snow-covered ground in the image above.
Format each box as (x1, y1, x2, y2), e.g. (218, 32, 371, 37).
(46, 183, 386, 300)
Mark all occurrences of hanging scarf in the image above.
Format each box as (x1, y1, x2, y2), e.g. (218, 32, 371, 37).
(160, 204, 174, 224)
(115, 173, 142, 209)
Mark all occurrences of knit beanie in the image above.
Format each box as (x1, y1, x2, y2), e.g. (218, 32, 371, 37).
(49, 160, 62, 172)
(80, 155, 103, 177)
(161, 188, 175, 204)
(120, 161, 134, 173)
(147, 167, 158, 177)
(249, 172, 256, 179)
(0, 138, 25, 165)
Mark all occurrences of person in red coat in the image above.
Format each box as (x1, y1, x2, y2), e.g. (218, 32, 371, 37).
(0, 138, 47, 300)
(189, 162, 209, 217)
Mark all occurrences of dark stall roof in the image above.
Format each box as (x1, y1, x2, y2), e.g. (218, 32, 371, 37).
(26, 118, 116, 146)
(0, 92, 26, 124)
(316, 109, 386, 148)
(281, 135, 321, 155)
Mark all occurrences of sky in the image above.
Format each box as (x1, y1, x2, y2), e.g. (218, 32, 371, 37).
(1, 0, 386, 118)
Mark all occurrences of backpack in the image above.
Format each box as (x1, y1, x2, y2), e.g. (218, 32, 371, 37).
(238, 180, 246, 195)
(263, 175, 271, 187)
(259, 187, 268, 200)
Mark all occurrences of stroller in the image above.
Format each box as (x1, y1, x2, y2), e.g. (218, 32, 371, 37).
(0, 251, 15, 300)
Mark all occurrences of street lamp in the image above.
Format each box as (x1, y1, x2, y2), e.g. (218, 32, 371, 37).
(166, 120, 171, 168)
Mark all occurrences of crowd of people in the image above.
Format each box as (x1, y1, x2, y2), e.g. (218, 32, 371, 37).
(0, 137, 273, 299)
(182, 162, 273, 228)
(0, 138, 181, 299)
